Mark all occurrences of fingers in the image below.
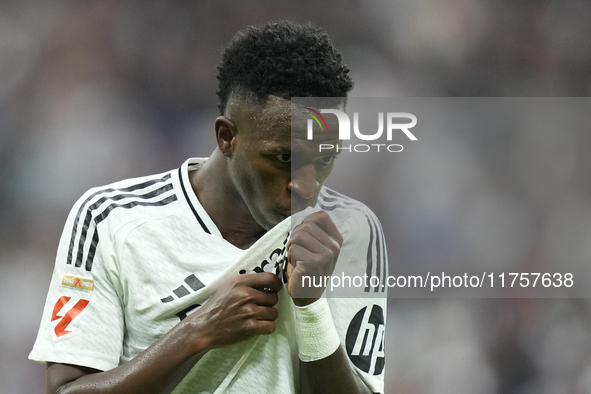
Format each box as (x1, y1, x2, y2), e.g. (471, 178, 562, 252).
(238, 272, 283, 294)
(239, 301, 279, 337)
(252, 305, 279, 322)
(289, 212, 343, 269)
(236, 309, 278, 338)
(299, 211, 343, 247)
(233, 273, 282, 307)
(287, 211, 342, 301)
(290, 222, 340, 258)
(192, 273, 284, 348)
(288, 244, 317, 271)
(253, 320, 277, 335)
(249, 288, 279, 307)
(290, 227, 328, 253)
(289, 218, 341, 271)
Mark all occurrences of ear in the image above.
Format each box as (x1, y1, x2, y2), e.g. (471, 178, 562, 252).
(214, 116, 238, 157)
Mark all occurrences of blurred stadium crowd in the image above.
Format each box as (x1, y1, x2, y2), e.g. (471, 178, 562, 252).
(1, 0, 591, 393)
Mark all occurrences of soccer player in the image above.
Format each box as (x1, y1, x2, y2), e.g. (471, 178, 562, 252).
(30, 20, 387, 393)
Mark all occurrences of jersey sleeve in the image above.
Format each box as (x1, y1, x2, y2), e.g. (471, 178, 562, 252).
(327, 208, 387, 394)
(29, 189, 125, 371)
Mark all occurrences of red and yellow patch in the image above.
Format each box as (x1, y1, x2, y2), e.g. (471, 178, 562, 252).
(61, 275, 94, 291)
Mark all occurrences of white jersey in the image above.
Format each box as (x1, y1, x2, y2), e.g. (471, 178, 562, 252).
(30, 158, 387, 394)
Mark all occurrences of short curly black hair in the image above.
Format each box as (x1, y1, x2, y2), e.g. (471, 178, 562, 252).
(216, 20, 354, 115)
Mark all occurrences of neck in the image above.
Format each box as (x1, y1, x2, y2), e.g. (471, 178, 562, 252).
(189, 151, 266, 249)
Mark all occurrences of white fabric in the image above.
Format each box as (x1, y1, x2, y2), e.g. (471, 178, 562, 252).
(294, 298, 340, 362)
(29, 157, 387, 393)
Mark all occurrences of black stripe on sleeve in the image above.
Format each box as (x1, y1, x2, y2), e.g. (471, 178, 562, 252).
(66, 173, 172, 266)
(321, 188, 363, 206)
(177, 167, 210, 234)
(85, 230, 100, 272)
(82, 194, 178, 271)
(377, 218, 388, 291)
(318, 190, 388, 292)
(364, 215, 375, 292)
(74, 183, 174, 268)
(320, 190, 364, 209)
(366, 215, 383, 292)
(317, 203, 347, 212)
(318, 195, 340, 203)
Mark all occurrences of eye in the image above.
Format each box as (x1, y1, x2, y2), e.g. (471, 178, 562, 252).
(275, 153, 292, 164)
(316, 155, 336, 168)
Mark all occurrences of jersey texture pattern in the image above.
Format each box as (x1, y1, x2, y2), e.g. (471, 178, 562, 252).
(30, 158, 387, 394)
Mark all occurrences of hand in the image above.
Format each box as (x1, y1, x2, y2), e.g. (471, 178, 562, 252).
(185, 272, 282, 351)
(287, 211, 343, 306)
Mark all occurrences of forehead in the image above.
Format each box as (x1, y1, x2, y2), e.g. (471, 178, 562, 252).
(255, 96, 293, 138)
(229, 96, 341, 147)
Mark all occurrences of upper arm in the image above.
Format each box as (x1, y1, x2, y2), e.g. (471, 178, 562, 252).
(30, 190, 125, 372)
(46, 362, 102, 394)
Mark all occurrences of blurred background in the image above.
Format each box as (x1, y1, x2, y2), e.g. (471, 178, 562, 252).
(1, 0, 591, 393)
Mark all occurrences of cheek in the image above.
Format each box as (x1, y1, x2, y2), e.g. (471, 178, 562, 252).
(233, 151, 289, 205)
(249, 168, 290, 206)
(235, 164, 274, 203)
(255, 170, 287, 199)
(317, 166, 334, 185)
(230, 155, 258, 201)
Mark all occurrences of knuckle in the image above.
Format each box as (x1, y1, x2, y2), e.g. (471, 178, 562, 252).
(291, 228, 307, 241)
(237, 287, 254, 301)
(315, 211, 331, 224)
(304, 220, 316, 229)
(328, 245, 340, 259)
(323, 245, 335, 257)
(300, 222, 314, 233)
(242, 305, 256, 317)
(231, 275, 248, 288)
(290, 231, 302, 243)
(317, 210, 330, 219)
(241, 321, 255, 334)
(311, 253, 324, 265)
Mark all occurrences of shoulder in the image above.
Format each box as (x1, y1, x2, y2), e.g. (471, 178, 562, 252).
(317, 186, 388, 292)
(317, 186, 383, 237)
(318, 186, 374, 215)
(62, 170, 180, 270)
(78, 170, 176, 203)
(72, 170, 178, 227)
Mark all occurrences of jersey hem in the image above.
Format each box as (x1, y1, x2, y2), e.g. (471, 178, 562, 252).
(29, 347, 118, 372)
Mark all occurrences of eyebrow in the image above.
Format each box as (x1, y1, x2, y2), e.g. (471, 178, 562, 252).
(265, 144, 341, 158)
(266, 146, 292, 153)
(263, 149, 292, 160)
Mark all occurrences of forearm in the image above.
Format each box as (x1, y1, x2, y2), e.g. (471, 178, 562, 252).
(49, 321, 208, 394)
(293, 298, 375, 394)
(300, 346, 373, 394)
(49, 272, 283, 394)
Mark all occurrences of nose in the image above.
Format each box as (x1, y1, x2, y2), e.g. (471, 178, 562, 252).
(289, 164, 320, 200)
